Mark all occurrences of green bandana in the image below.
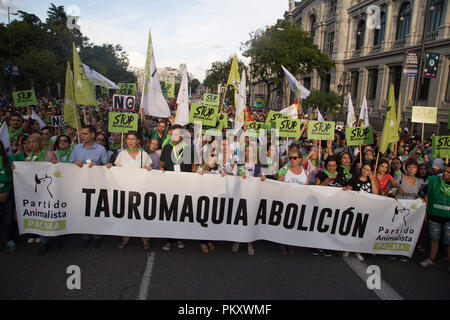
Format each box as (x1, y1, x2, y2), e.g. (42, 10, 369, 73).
(126, 148, 142, 153)
(56, 145, 73, 163)
(26, 148, 46, 162)
(441, 179, 450, 197)
(340, 165, 351, 176)
(323, 169, 338, 178)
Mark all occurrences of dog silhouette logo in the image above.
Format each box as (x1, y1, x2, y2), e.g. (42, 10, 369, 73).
(392, 207, 410, 226)
(34, 174, 53, 198)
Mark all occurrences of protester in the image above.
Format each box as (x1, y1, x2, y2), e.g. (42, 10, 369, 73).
(145, 138, 161, 170)
(151, 120, 168, 150)
(69, 125, 109, 249)
(277, 150, 309, 255)
(159, 125, 194, 251)
(107, 131, 152, 251)
(421, 163, 450, 272)
(53, 135, 74, 163)
(342, 162, 378, 261)
(95, 132, 114, 162)
(25, 133, 59, 254)
(8, 112, 26, 151)
(0, 141, 17, 252)
(197, 149, 226, 253)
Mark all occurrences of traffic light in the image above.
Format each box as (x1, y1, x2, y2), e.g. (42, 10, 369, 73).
(423, 52, 440, 79)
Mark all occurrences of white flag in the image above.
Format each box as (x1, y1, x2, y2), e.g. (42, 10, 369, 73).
(281, 65, 310, 100)
(359, 96, 370, 127)
(233, 70, 246, 135)
(82, 63, 119, 89)
(346, 93, 357, 128)
(0, 122, 12, 155)
(279, 103, 298, 119)
(29, 110, 46, 129)
(140, 29, 171, 118)
(175, 68, 189, 126)
(317, 109, 324, 122)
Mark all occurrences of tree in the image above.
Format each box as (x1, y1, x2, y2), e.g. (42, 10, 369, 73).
(302, 90, 341, 119)
(241, 20, 332, 110)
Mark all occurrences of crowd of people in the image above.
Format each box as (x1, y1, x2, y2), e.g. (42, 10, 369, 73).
(0, 95, 448, 274)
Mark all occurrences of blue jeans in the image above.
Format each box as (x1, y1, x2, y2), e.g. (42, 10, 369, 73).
(0, 196, 15, 242)
(81, 234, 101, 240)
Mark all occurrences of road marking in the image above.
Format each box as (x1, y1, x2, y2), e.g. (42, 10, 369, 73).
(341, 254, 404, 300)
(137, 252, 155, 300)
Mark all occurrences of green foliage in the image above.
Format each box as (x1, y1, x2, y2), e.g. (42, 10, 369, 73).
(0, 3, 135, 95)
(302, 90, 341, 115)
(241, 20, 332, 109)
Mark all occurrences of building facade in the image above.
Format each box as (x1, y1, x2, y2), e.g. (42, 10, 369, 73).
(257, 0, 449, 129)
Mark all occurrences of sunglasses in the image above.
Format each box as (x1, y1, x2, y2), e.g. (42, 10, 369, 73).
(289, 157, 300, 161)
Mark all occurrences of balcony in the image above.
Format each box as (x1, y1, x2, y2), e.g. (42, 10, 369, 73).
(425, 30, 439, 43)
(393, 39, 406, 49)
(371, 44, 381, 54)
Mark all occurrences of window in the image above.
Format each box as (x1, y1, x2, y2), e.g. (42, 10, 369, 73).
(374, 12, 386, 46)
(356, 20, 366, 51)
(396, 2, 412, 40)
(445, 66, 450, 102)
(367, 69, 378, 100)
(310, 15, 318, 44)
(419, 78, 431, 101)
(428, 0, 445, 32)
(327, 31, 335, 56)
(351, 71, 359, 100)
(303, 77, 311, 90)
(388, 66, 402, 98)
(321, 74, 331, 93)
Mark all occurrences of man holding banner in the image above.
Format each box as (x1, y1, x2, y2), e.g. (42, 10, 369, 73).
(69, 125, 109, 249)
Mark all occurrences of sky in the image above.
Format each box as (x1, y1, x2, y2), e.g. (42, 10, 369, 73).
(0, 0, 288, 81)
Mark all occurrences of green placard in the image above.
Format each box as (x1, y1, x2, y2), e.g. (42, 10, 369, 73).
(275, 118, 303, 138)
(411, 106, 437, 124)
(204, 93, 220, 107)
(265, 110, 290, 127)
(245, 121, 266, 137)
(346, 126, 374, 146)
(108, 112, 138, 133)
(160, 81, 175, 98)
(432, 136, 450, 159)
(307, 121, 335, 141)
(189, 103, 219, 127)
(118, 83, 137, 96)
(12, 90, 37, 107)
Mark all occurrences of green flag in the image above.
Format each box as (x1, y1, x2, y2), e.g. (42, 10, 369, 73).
(227, 53, 240, 89)
(73, 43, 98, 108)
(379, 84, 398, 154)
(63, 61, 80, 131)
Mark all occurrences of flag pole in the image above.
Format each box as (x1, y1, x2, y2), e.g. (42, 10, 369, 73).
(375, 152, 380, 173)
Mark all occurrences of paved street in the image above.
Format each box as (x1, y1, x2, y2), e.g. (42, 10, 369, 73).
(1, 235, 448, 300)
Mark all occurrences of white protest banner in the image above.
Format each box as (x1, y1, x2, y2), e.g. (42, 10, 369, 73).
(13, 162, 426, 257)
(113, 95, 136, 112)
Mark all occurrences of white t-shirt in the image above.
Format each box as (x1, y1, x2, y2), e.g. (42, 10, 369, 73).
(284, 168, 308, 185)
(114, 150, 152, 169)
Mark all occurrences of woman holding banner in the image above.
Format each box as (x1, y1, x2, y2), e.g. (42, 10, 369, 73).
(53, 135, 74, 163)
(342, 162, 378, 261)
(277, 150, 309, 255)
(25, 133, 59, 254)
(95, 133, 114, 163)
(106, 131, 152, 251)
(232, 144, 264, 256)
(197, 149, 226, 254)
(313, 156, 345, 257)
(375, 159, 402, 197)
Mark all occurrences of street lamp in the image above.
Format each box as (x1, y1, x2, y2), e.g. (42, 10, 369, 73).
(7, 7, 19, 93)
(338, 72, 351, 115)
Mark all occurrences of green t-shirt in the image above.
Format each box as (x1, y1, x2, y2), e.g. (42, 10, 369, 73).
(0, 156, 13, 193)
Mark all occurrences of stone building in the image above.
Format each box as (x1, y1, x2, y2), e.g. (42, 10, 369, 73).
(256, 0, 450, 130)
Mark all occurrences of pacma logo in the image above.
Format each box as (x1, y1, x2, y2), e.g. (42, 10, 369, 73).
(33, 169, 63, 198)
(392, 206, 411, 227)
